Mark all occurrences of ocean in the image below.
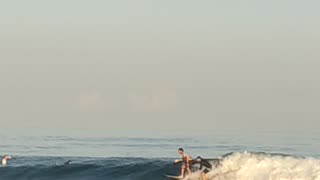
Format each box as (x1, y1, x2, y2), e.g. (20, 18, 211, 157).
(1, 129, 320, 179)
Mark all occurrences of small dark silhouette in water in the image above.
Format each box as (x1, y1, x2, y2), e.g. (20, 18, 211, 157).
(64, 160, 72, 166)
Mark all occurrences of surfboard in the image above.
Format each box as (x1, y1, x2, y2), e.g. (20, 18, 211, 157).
(165, 174, 183, 179)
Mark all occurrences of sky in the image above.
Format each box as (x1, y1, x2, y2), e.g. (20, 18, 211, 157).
(0, 1, 319, 134)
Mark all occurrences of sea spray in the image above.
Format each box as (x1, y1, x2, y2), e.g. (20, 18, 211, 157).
(199, 152, 320, 180)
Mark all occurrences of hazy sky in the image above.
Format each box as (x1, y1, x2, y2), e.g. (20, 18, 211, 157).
(0, 1, 319, 133)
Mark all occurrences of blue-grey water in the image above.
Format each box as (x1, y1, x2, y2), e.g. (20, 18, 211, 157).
(1, 129, 320, 179)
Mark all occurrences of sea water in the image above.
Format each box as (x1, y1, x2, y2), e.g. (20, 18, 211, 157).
(0, 129, 319, 179)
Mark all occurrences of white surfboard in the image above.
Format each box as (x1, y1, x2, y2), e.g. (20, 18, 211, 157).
(165, 174, 183, 179)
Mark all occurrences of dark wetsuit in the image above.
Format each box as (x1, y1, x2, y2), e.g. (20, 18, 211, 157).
(194, 156, 212, 174)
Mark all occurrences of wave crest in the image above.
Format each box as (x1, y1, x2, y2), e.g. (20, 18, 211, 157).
(201, 152, 320, 180)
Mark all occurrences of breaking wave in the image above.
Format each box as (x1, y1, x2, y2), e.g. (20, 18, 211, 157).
(188, 152, 320, 180)
(1, 152, 320, 180)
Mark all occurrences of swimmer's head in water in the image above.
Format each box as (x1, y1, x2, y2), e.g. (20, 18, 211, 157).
(64, 160, 72, 165)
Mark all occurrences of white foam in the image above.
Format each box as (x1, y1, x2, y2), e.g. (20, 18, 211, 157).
(186, 152, 320, 180)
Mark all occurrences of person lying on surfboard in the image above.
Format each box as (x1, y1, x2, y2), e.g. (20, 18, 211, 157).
(174, 148, 193, 178)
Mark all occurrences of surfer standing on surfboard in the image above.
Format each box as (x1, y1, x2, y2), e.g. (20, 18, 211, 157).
(174, 148, 193, 178)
